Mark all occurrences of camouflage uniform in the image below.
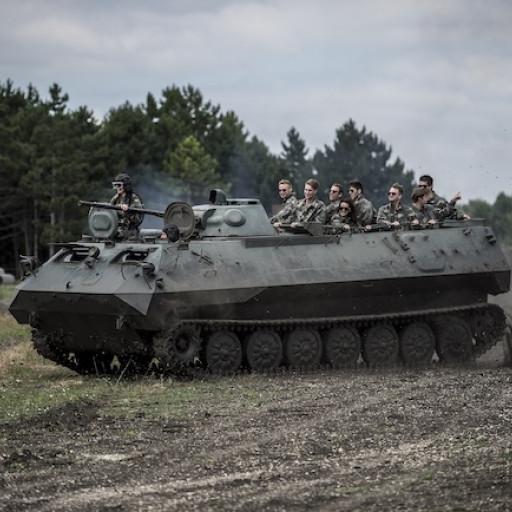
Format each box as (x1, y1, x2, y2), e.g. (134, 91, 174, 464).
(288, 197, 326, 224)
(427, 191, 466, 221)
(330, 213, 359, 231)
(353, 195, 377, 226)
(377, 202, 418, 229)
(412, 203, 437, 226)
(270, 195, 298, 224)
(325, 199, 341, 224)
(110, 192, 144, 238)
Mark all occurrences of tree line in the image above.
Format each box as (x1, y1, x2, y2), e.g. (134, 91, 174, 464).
(1, 79, 510, 274)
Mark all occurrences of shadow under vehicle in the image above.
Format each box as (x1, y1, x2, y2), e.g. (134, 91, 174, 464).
(8, 189, 511, 376)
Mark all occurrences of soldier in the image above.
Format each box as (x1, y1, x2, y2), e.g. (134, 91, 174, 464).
(411, 187, 438, 227)
(418, 174, 470, 221)
(278, 178, 326, 228)
(377, 183, 419, 230)
(270, 179, 298, 227)
(161, 223, 180, 242)
(110, 173, 144, 239)
(330, 197, 359, 232)
(325, 183, 343, 224)
(348, 180, 377, 230)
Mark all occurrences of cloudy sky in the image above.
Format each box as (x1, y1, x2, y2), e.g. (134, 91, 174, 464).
(2, 0, 511, 204)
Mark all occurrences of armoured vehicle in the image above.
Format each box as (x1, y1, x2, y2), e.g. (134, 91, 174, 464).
(9, 189, 511, 376)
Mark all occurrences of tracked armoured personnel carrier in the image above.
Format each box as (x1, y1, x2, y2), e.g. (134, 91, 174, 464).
(9, 189, 511, 376)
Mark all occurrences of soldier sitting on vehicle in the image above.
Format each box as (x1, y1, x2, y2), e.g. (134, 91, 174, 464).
(160, 224, 180, 243)
(270, 179, 298, 227)
(325, 183, 344, 224)
(411, 187, 438, 227)
(418, 174, 470, 221)
(348, 181, 377, 231)
(377, 183, 419, 230)
(330, 197, 359, 232)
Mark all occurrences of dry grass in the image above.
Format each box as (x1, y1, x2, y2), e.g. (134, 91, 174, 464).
(0, 340, 61, 376)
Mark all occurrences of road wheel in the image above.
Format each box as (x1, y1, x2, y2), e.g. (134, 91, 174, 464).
(363, 324, 399, 367)
(399, 322, 435, 366)
(154, 325, 202, 378)
(206, 331, 243, 375)
(323, 326, 361, 368)
(284, 329, 322, 369)
(435, 316, 473, 362)
(245, 330, 283, 371)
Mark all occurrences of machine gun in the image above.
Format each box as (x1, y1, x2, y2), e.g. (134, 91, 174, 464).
(78, 200, 196, 241)
(78, 200, 165, 218)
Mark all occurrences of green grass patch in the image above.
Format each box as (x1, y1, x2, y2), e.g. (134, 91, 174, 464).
(331, 486, 365, 497)
(0, 312, 31, 346)
(0, 340, 276, 425)
(0, 284, 30, 346)
(420, 470, 436, 481)
(469, 439, 490, 448)
(0, 283, 17, 301)
(500, 450, 512, 460)
(0, 342, 107, 422)
(100, 374, 275, 420)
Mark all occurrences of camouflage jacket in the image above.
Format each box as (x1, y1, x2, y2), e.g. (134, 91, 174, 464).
(377, 202, 418, 229)
(354, 195, 377, 226)
(270, 195, 298, 224)
(330, 213, 359, 231)
(412, 203, 437, 225)
(325, 199, 341, 224)
(427, 191, 465, 221)
(110, 192, 144, 233)
(288, 197, 326, 224)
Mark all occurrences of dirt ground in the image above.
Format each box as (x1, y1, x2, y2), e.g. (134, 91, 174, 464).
(1, 274, 512, 511)
(0, 364, 511, 512)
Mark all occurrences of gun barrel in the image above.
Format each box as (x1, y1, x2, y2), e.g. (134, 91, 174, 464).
(78, 200, 165, 218)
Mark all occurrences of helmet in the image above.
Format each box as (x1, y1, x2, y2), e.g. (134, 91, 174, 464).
(112, 173, 132, 193)
(162, 223, 180, 243)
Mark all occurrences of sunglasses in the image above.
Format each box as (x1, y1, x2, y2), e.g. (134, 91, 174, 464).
(112, 182, 124, 189)
(278, 189, 288, 192)
(388, 192, 398, 196)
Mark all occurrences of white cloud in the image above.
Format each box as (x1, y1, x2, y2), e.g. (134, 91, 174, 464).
(1, 0, 511, 203)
